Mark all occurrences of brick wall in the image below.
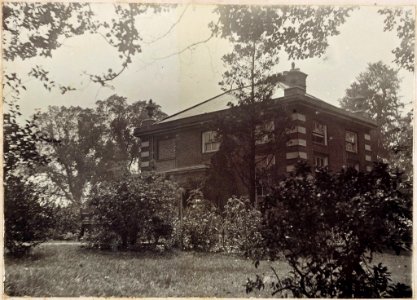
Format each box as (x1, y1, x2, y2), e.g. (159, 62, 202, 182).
(141, 102, 377, 177)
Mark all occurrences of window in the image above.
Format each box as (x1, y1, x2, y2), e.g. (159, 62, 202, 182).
(158, 138, 175, 160)
(347, 160, 360, 171)
(312, 121, 327, 145)
(256, 155, 276, 170)
(255, 121, 275, 144)
(314, 153, 328, 168)
(202, 131, 220, 153)
(345, 131, 358, 153)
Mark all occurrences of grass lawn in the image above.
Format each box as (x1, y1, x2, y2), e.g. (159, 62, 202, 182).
(4, 242, 412, 297)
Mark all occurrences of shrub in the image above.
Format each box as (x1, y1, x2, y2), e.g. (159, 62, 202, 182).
(247, 162, 412, 298)
(222, 196, 263, 256)
(180, 190, 221, 251)
(49, 205, 80, 240)
(87, 173, 178, 250)
(86, 229, 121, 251)
(5, 175, 55, 256)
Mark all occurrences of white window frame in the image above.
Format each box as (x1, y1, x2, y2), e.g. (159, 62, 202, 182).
(202, 131, 220, 153)
(345, 131, 358, 153)
(312, 121, 327, 145)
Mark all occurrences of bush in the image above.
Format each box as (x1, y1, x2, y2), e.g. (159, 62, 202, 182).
(5, 175, 55, 256)
(222, 196, 263, 256)
(86, 229, 121, 251)
(247, 162, 412, 298)
(87, 173, 178, 250)
(49, 205, 80, 240)
(180, 190, 221, 251)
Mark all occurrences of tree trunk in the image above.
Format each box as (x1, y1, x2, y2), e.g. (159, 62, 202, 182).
(121, 234, 128, 249)
(249, 39, 257, 206)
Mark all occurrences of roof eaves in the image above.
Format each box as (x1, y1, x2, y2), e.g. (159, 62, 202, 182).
(299, 93, 377, 127)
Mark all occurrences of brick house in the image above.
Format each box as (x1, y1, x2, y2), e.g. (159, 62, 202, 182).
(134, 66, 378, 201)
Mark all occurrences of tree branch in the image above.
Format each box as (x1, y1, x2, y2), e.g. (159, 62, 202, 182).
(142, 4, 189, 44)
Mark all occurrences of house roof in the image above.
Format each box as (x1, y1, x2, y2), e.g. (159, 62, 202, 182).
(158, 82, 289, 124)
(134, 82, 377, 137)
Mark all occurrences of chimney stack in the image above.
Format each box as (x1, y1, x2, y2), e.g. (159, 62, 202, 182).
(283, 63, 308, 96)
(140, 99, 157, 127)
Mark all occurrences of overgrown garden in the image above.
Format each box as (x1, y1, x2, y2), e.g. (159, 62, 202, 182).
(4, 3, 413, 298)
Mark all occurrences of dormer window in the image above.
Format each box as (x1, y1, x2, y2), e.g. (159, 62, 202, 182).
(312, 121, 327, 145)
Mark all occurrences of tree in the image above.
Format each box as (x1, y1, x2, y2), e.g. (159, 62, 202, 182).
(33, 95, 166, 223)
(87, 173, 178, 249)
(35, 106, 104, 218)
(389, 111, 413, 179)
(247, 163, 412, 297)
(94, 95, 166, 181)
(208, 6, 354, 204)
(379, 8, 415, 72)
(2, 2, 169, 98)
(4, 105, 57, 256)
(339, 61, 407, 163)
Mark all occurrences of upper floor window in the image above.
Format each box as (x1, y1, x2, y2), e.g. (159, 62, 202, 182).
(312, 121, 327, 145)
(202, 131, 220, 153)
(345, 131, 358, 153)
(255, 120, 275, 145)
(158, 138, 175, 160)
(256, 154, 276, 170)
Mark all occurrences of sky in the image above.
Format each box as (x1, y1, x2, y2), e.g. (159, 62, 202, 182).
(3, 4, 415, 121)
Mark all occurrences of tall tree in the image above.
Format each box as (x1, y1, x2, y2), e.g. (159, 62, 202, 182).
(35, 106, 104, 215)
(340, 61, 405, 161)
(208, 5, 353, 204)
(33, 95, 166, 218)
(379, 7, 415, 72)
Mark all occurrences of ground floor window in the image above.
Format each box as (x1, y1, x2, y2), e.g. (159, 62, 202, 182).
(314, 153, 328, 168)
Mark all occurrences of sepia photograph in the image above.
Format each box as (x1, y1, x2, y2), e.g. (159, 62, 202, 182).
(2, 1, 414, 298)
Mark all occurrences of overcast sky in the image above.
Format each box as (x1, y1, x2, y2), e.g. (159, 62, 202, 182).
(4, 4, 415, 121)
